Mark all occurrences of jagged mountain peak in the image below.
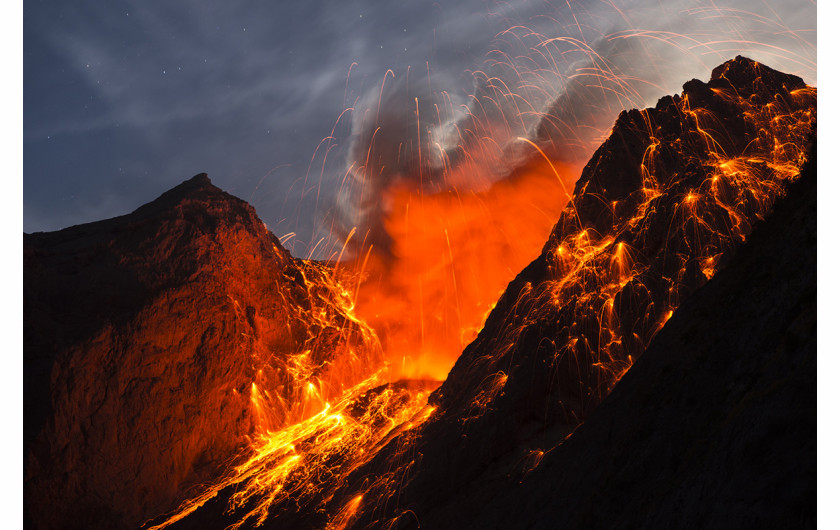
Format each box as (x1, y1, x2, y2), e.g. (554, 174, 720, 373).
(24, 171, 382, 529)
(127, 172, 272, 242)
(132, 172, 227, 214)
(709, 54, 806, 93)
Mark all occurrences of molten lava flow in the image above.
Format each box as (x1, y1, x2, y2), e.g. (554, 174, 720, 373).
(147, 50, 814, 530)
(143, 258, 434, 529)
(291, 58, 817, 530)
(147, 371, 438, 530)
(142, 157, 589, 528)
(245, 258, 385, 432)
(148, 160, 585, 528)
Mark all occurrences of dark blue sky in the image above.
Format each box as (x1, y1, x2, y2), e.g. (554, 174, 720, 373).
(23, 0, 816, 256)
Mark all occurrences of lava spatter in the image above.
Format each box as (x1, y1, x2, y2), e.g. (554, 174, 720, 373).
(25, 57, 815, 530)
(315, 56, 815, 529)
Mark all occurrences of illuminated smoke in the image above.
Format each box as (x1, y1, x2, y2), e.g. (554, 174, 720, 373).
(316, 0, 815, 385)
(338, 71, 462, 263)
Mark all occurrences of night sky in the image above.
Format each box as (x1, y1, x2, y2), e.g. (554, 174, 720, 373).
(24, 0, 816, 257)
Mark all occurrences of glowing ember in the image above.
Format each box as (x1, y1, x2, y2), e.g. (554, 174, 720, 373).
(146, 55, 814, 530)
(25, 2, 817, 529)
(146, 373, 438, 529)
(305, 57, 815, 529)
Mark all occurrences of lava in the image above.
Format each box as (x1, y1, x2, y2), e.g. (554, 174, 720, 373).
(351, 157, 582, 382)
(145, 374, 438, 530)
(309, 1, 815, 391)
(145, 56, 814, 530)
(24, 2, 818, 529)
(310, 57, 816, 529)
(243, 258, 385, 432)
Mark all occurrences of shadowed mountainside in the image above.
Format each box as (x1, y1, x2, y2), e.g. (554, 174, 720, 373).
(394, 139, 816, 530)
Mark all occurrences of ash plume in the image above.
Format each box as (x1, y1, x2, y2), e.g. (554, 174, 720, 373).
(328, 25, 677, 265)
(336, 73, 458, 264)
(320, 0, 814, 269)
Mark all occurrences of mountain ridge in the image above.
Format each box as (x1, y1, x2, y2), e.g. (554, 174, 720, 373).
(23, 56, 816, 529)
(24, 173, 382, 529)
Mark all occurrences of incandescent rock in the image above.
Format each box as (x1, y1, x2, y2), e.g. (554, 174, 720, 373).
(446, 135, 817, 530)
(24, 174, 382, 530)
(24, 57, 817, 530)
(431, 55, 814, 443)
(321, 57, 815, 529)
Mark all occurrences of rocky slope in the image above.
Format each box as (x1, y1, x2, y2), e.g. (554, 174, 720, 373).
(311, 56, 816, 529)
(467, 136, 817, 529)
(24, 174, 382, 529)
(396, 138, 816, 530)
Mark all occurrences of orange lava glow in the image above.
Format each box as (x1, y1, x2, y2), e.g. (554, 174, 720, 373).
(144, 1, 816, 525)
(146, 371, 438, 530)
(352, 156, 582, 382)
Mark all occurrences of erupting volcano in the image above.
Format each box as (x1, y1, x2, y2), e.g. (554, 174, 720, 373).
(24, 55, 815, 530)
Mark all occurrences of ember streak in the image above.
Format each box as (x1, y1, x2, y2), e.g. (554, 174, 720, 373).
(147, 372, 437, 530)
(25, 2, 817, 528)
(437, 57, 816, 416)
(317, 57, 815, 530)
(147, 57, 814, 530)
(314, 0, 816, 388)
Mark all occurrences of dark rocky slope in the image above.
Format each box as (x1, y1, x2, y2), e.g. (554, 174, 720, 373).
(315, 57, 815, 529)
(411, 138, 816, 530)
(24, 174, 382, 530)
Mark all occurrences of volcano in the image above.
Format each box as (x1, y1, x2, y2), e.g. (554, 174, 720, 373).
(23, 56, 816, 529)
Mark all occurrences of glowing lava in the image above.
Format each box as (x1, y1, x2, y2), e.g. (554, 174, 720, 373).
(146, 373, 438, 529)
(148, 57, 814, 530)
(352, 157, 582, 382)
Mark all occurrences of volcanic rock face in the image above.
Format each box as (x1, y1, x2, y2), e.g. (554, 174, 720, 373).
(460, 141, 816, 529)
(436, 56, 814, 419)
(315, 56, 815, 528)
(24, 56, 816, 530)
(24, 174, 382, 530)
